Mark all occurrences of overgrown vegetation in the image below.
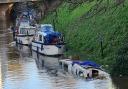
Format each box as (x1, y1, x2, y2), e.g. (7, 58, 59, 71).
(40, 0, 128, 76)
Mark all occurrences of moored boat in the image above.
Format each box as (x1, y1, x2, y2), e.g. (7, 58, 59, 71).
(15, 21, 37, 45)
(59, 59, 109, 80)
(31, 24, 65, 56)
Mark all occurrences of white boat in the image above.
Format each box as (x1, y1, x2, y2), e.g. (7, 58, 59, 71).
(59, 59, 109, 80)
(32, 24, 65, 56)
(15, 21, 37, 45)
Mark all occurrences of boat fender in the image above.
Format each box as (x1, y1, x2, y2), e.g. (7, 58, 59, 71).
(15, 38, 17, 43)
(21, 40, 22, 44)
(75, 69, 78, 76)
(37, 47, 39, 53)
(41, 44, 44, 51)
(27, 30, 29, 36)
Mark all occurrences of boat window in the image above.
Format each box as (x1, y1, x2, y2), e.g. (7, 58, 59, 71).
(28, 28, 35, 35)
(20, 21, 29, 27)
(92, 70, 99, 78)
(39, 35, 42, 41)
(20, 28, 27, 34)
(64, 64, 68, 72)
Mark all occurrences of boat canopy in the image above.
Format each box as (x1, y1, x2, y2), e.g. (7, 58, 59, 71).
(72, 60, 101, 69)
(44, 32, 61, 44)
(40, 24, 54, 32)
(80, 61, 100, 69)
(38, 24, 62, 44)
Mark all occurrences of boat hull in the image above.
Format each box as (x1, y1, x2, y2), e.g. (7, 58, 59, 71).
(32, 41, 65, 56)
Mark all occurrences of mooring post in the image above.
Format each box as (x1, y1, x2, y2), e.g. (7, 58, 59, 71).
(100, 39, 104, 59)
(99, 34, 104, 59)
(53, 19, 56, 30)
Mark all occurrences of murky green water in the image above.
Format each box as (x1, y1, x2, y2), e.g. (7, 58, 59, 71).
(0, 6, 128, 89)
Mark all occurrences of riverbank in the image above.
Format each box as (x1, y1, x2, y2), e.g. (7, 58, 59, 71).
(39, 0, 128, 76)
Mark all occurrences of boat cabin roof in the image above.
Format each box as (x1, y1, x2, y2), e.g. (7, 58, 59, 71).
(40, 24, 54, 32)
(19, 25, 36, 29)
(37, 24, 61, 37)
(20, 22, 30, 27)
(41, 24, 53, 27)
(72, 60, 101, 69)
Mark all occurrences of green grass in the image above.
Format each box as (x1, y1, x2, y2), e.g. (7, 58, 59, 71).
(40, 0, 128, 76)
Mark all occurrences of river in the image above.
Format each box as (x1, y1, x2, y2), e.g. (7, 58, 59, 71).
(0, 5, 128, 89)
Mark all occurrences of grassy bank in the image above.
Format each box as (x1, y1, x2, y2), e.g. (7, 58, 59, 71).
(40, 0, 128, 76)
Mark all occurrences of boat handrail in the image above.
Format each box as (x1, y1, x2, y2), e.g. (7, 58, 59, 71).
(32, 40, 66, 45)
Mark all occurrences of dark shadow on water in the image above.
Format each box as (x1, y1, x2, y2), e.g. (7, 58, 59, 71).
(112, 77, 128, 89)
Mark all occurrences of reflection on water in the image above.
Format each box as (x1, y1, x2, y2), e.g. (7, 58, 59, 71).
(32, 51, 117, 89)
(0, 7, 128, 89)
(32, 51, 60, 70)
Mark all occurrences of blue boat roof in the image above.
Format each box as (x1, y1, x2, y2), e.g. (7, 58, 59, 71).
(38, 24, 61, 37)
(40, 24, 54, 32)
(72, 60, 101, 69)
(80, 61, 100, 69)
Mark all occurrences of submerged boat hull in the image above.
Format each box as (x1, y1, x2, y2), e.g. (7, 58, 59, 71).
(59, 59, 109, 79)
(32, 41, 65, 56)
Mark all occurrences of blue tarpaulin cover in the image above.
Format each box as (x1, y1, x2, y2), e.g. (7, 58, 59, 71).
(41, 25, 54, 32)
(44, 32, 61, 44)
(40, 25, 61, 44)
(72, 60, 101, 69)
(80, 61, 100, 69)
